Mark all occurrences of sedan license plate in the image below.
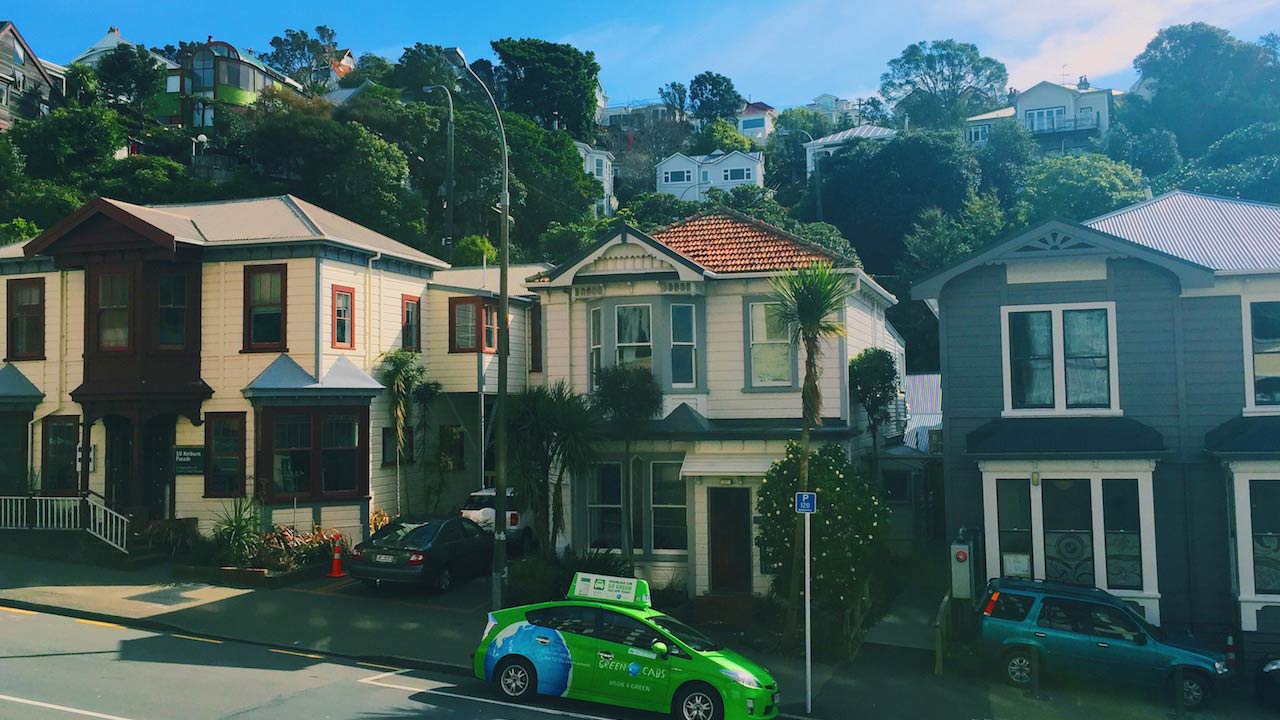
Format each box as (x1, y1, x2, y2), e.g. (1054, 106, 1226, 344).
(375, 554, 394, 563)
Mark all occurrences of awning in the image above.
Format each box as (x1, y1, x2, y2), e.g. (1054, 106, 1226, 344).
(0, 363, 43, 412)
(966, 416, 1165, 458)
(243, 355, 383, 406)
(1206, 415, 1280, 457)
(680, 452, 779, 477)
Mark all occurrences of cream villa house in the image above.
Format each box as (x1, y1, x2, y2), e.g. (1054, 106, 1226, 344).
(530, 211, 904, 597)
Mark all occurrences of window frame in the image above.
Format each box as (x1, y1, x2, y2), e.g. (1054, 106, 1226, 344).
(723, 167, 752, 182)
(650, 461, 688, 553)
(6, 277, 45, 361)
(401, 295, 421, 352)
(614, 303, 652, 368)
(155, 273, 188, 351)
(529, 302, 543, 373)
(96, 271, 132, 353)
(257, 406, 369, 503)
(1230, 467, 1280, 629)
(203, 412, 246, 499)
(381, 425, 415, 466)
(448, 296, 497, 354)
(0, 82, 8, 107)
(40, 415, 79, 496)
(587, 462, 624, 551)
(670, 303, 696, 388)
(747, 300, 795, 389)
(589, 307, 602, 389)
(1243, 297, 1280, 415)
(662, 169, 691, 184)
(242, 264, 288, 353)
(967, 124, 990, 143)
(331, 285, 355, 350)
(1000, 302, 1120, 417)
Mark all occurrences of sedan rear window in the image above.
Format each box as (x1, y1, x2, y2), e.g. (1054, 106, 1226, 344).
(987, 592, 1035, 621)
(369, 521, 440, 547)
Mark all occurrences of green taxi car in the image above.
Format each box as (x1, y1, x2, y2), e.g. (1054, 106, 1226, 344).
(475, 573, 779, 720)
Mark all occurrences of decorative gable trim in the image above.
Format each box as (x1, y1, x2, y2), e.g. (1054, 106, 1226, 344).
(539, 224, 707, 288)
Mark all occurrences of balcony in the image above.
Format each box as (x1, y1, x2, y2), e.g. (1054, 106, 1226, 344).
(1026, 115, 1099, 135)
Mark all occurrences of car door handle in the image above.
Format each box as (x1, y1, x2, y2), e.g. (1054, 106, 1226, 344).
(599, 651, 613, 661)
(1033, 632, 1047, 638)
(536, 635, 551, 645)
(1096, 642, 1110, 648)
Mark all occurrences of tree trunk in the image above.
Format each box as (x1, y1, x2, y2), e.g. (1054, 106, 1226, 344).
(550, 465, 566, 559)
(621, 440, 634, 557)
(869, 424, 881, 489)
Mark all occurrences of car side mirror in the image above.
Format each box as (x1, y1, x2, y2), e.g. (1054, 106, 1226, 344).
(651, 640, 669, 658)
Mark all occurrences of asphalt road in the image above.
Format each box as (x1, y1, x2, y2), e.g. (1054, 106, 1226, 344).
(0, 606, 666, 720)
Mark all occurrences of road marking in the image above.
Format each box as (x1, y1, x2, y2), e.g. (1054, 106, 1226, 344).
(0, 606, 36, 615)
(269, 648, 324, 660)
(357, 661, 402, 671)
(74, 619, 124, 629)
(171, 633, 222, 644)
(0, 692, 140, 720)
(358, 669, 622, 720)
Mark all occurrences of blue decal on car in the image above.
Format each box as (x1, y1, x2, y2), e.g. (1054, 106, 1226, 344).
(483, 621, 574, 696)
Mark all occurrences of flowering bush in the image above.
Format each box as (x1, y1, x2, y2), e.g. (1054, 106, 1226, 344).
(755, 441, 888, 613)
(256, 524, 346, 572)
(370, 509, 391, 535)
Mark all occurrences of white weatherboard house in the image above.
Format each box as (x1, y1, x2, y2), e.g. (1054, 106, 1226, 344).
(965, 77, 1119, 154)
(0, 195, 540, 553)
(737, 101, 777, 143)
(574, 141, 615, 218)
(803, 125, 897, 177)
(529, 210, 903, 597)
(655, 151, 764, 203)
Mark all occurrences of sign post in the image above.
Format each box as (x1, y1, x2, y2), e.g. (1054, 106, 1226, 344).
(794, 491, 817, 714)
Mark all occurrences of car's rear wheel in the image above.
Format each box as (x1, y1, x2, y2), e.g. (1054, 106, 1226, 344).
(1003, 648, 1035, 688)
(434, 565, 452, 593)
(673, 683, 722, 720)
(495, 657, 536, 701)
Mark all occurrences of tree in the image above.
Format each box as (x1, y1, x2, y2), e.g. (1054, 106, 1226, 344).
(769, 262, 851, 647)
(95, 44, 167, 118)
(685, 118, 755, 155)
(0, 217, 39, 245)
(260, 26, 339, 89)
(1102, 123, 1183, 177)
(387, 44, 457, 101)
(592, 364, 663, 557)
(502, 111, 602, 255)
(490, 38, 602, 140)
(1161, 122, 1280, 203)
(90, 155, 214, 205)
(658, 81, 689, 124)
(689, 71, 744, 123)
(1131, 23, 1280, 156)
(379, 349, 428, 514)
(61, 63, 99, 108)
(616, 192, 702, 231)
(766, 108, 834, 204)
(0, 180, 85, 231)
(1021, 154, 1145, 223)
(412, 378, 445, 513)
(848, 348, 901, 489)
(977, 119, 1039, 207)
(899, 192, 1006, 281)
(880, 40, 1008, 128)
(339, 53, 394, 88)
(814, 130, 979, 272)
(755, 442, 888, 651)
(9, 105, 126, 184)
(452, 234, 497, 266)
(150, 41, 201, 65)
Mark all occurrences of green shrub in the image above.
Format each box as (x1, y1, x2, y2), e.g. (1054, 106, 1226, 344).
(211, 498, 262, 567)
(650, 575, 688, 611)
(505, 549, 635, 607)
(142, 518, 200, 557)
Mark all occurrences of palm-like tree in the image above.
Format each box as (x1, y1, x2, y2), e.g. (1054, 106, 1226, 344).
(379, 349, 428, 515)
(592, 364, 664, 557)
(548, 383, 600, 556)
(770, 262, 851, 646)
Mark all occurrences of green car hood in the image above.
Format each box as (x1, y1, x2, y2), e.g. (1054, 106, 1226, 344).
(702, 647, 776, 687)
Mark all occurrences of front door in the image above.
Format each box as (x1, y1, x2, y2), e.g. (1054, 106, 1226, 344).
(0, 413, 28, 493)
(143, 415, 175, 520)
(103, 416, 133, 510)
(708, 487, 752, 594)
(595, 609, 671, 709)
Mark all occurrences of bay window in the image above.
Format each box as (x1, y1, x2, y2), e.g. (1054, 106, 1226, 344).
(98, 273, 130, 351)
(1002, 303, 1118, 414)
(6, 278, 44, 360)
(749, 301, 792, 387)
(589, 307, 602, 388)
(670, 304, 695, 387)
(651, 462, 687, 551)
(615, 304, 651, 368)
(321, 415, 358, 492)
(449, 297, 497, 353)
(261, 406, 369, 501)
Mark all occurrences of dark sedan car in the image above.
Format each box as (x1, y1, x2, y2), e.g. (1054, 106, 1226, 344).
(348, 516, 492, 592)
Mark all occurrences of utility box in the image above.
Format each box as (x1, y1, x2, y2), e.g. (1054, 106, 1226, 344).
(950, 528, 978, 602)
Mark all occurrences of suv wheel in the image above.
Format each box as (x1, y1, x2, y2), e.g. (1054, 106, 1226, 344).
(1003, 649, 1035, 687)
(495, 657, 536, 701)
(1176, 671, 1210, 711)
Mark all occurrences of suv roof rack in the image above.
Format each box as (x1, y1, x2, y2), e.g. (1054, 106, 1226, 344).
(990, 577, 1118, 603)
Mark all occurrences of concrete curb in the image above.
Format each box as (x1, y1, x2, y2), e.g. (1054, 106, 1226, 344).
(0, 598, 475, 679)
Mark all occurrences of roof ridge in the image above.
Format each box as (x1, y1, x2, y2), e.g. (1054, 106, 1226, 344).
(280, 194, 325, 236)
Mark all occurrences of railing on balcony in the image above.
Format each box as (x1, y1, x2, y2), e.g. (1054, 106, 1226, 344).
(0, 492, 129, 553)
(1026, 115, 1100, 135)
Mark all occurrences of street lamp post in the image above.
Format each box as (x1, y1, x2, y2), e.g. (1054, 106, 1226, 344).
(424, 85, 456, 248)
(446, 47, 511, 611)
(781, 129, 823, 222)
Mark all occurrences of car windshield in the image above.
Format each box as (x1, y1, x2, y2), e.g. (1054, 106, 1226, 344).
(462, 495, 494, 510)
(651, 615, 721, 652)
(368, 521, 440, 548)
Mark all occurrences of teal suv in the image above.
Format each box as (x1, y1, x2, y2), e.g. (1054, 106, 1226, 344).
(979, 578, 1229, 709)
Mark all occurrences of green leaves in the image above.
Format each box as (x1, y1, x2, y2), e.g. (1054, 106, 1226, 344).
(689, 71, 744, 123)
(490, 38, 602, 141)
(1021, 154, 1146, 224)
(592, 364, 664, 436)
(849, 347, 900, 429)
(879, 40, 1009, 128)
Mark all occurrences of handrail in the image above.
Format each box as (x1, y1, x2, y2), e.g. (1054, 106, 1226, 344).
(0, 493, 128, 554)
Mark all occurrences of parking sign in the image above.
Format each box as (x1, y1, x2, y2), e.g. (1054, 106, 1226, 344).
(794, 491, 817, 514)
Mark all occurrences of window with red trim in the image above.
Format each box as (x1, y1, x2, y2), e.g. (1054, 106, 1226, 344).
(332, 285, 355, 349)
(243, 264, 287, 352)
(204, 412, 246, 498)
(401, 295, 421, 351)
(448, 296, 498, 354)
(6, 278, 44, 361)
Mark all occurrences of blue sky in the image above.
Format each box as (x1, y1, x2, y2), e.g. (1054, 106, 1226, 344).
(9, 0, 1280, 108)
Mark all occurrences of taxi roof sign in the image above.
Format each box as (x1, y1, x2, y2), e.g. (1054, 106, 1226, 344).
(568, 572, 652, 609)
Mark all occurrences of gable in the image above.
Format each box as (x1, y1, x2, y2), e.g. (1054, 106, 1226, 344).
(579, 242, 682, 277)
(539, 225, 707, 288)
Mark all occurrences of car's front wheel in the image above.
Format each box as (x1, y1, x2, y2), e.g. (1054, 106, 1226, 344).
(1003, 648, 1035, 688)
(673, 683, 722, 720)
(495, 657, 537, 701)
(1174, 670, 1211, 711)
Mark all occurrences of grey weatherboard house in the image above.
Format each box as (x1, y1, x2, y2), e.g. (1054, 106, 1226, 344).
(913, 191, 1280, 664)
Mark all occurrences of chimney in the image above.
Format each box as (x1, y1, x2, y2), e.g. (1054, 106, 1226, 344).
(1078, 75, 1090, 90)
(207, 35, 214, 43)
(109, 26, 119, 34)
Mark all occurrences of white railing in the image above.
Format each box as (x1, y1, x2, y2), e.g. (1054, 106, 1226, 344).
(86, 497, 129, 554)
(32, 497, 80, 530)
(0, 494, 129, 554)
(0, 496, 26, 529)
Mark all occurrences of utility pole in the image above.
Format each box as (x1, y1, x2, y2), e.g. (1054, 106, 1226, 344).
(425, 85, 456, 247)
(781, 129, 822, 222)
(447, 47, 510, 611)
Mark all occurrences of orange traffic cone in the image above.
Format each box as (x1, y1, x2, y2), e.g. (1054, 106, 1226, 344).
(1226, 634, 1237, 672)
(327, 544, 346, 578)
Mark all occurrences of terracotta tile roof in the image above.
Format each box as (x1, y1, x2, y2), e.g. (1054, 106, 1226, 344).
(650, 210, 838, 273)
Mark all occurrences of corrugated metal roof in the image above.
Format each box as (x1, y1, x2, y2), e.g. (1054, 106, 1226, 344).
(1085, 191, 1280, 271)
(965, 107, 1015, 122)
(903, 373, 942, 452)
(809, 124, 897, 145)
